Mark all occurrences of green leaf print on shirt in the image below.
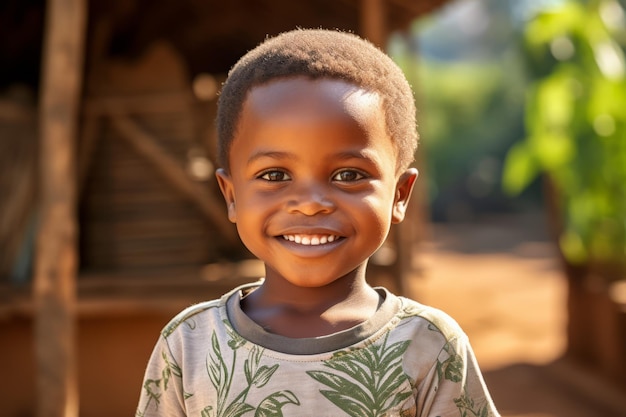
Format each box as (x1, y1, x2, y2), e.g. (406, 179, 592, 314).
(436, 342, 463, 384)
(432, 334, 494, 417)
(204, 323, 300, 417)
(454, 389, 491, 417)
(136, 351, 189, 417)
(254, 391, 301, 417)
(307, 333, 412, 417)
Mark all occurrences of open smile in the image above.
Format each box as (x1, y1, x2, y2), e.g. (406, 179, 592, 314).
(281, 234, 340, 246)
(276, 232, 346, 258)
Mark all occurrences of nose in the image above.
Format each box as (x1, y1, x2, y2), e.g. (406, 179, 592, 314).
(285, 180, 335, 216)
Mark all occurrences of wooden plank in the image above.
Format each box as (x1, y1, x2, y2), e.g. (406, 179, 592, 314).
(109, 114, 239, 246)
(34, 0, 86, 416)
(77, 115, 101, 195)
(84, 92, 194, 116)
(0, 99, 36, 122)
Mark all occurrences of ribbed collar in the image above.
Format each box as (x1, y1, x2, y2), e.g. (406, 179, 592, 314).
(224, 281, 400, 355)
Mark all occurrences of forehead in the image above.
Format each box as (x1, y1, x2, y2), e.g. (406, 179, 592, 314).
(229, 77, 399, 170)
(244, 77, 383, 123)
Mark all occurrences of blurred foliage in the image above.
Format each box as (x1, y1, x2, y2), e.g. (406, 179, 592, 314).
(502, 0, 626, 266)
(390, 0, 532, 222)
(407, 54, 527, 216)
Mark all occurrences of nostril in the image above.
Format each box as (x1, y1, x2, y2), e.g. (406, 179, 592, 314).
(285, 194, 335, 215)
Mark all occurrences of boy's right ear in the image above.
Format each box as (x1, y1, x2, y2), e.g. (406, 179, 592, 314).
(215, 168, 237, 223)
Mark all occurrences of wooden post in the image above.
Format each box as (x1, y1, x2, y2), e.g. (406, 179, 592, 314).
(360, 0, 386, 48)
(35, 0, 86, 416)
(362, 0, 415, 295)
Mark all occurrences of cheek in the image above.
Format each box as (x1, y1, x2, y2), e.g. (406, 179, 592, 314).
(240, 191, 281, 214)
(232, 190, 277, 230)
(355, 194, 394, 234)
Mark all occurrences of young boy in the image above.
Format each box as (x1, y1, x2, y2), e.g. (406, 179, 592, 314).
(137, 29, 499, 417)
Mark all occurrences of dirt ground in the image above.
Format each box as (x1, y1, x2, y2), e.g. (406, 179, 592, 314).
(409, 210, 626, 417)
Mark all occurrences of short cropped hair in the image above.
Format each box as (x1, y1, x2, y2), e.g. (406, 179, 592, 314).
(216, 28, 418, 172)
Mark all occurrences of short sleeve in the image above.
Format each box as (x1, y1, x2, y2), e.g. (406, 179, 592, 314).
(135, 335, 187, 417)
(416, 335, 500, 417)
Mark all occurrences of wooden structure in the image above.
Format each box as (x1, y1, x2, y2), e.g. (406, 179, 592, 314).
(0, 0, 449, 416)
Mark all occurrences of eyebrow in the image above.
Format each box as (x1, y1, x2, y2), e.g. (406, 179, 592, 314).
(334, 150, 378, 162)
(247, 150, 296, 165)
(246, 149, 381, 166)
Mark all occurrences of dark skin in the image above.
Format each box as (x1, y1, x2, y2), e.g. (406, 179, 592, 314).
(217, 77, 417, 338)
(240, 263, 380, 337)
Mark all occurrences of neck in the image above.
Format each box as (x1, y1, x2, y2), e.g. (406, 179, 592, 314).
(241, 267, 381, 337)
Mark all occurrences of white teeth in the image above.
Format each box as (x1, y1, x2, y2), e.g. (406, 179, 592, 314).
(282, 234, 339, 246)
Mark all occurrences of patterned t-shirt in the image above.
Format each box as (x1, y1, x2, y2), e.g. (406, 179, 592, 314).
(136, 281, 499, 417)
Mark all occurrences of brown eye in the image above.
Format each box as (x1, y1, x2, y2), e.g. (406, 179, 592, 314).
(332, 170, 366, 182)
(259, 170, 291, 181)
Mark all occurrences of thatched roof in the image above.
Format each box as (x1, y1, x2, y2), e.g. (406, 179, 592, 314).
(0, 0, 451, 90)
(99, 0, 451, 74)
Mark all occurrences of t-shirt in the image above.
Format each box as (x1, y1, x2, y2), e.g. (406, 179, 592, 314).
(136, 281, 499, 417)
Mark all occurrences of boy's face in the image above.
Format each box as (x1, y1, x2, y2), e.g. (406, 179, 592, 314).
(217, 77, 417, 288)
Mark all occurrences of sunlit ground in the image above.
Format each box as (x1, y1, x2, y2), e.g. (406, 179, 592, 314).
(416, 232, 566, 370)
(408, 210, 625, 417)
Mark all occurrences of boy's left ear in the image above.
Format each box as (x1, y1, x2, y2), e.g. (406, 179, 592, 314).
(392, 168, 418, 224)
(215, 168, 237, 223)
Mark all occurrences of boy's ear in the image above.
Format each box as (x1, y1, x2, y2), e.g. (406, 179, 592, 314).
(215, 168, 237, 223)
(392, 168, 418, 224)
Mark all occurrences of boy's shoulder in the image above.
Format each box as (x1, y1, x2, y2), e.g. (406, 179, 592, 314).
(396, 295, 466, 342)
(161, 298, 222, 338)
(160, 281, 261, 338)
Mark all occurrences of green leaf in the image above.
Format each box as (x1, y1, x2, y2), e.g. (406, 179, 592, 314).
(534, 74, 576, 129)
(323, 356, 373, 387)
(244, 358, 252, 385)
(443, 354, 464, 383)
(161, 366, 171, 391)
(525, 2, 585, 48)
(307, 371, 374, 409)
(254, 391, 300, 417)
(387, 391, 413, 410)
(321, 390, 370, 417)
(225, 321, 247, 350)
(201, 406, 214, 417)
(207, 332, 226, 388)
(377, 340, 411, 371)
(349, 346, 378, 370)
(252, 364, 279, 388)
(502, 142, 539, 195)
(222, 401, 255, 417)
(376, 366, 408, 403)
(559, 229, 587, 264)
(530, 132, 575, 170)
(143, 378, 162, 403)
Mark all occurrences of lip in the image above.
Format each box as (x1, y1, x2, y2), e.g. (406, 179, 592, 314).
(274, 234, 346, 258)
(274, 225, 345, 237)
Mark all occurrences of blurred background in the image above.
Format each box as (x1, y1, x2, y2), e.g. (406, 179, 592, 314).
(0, 0, 625, 416)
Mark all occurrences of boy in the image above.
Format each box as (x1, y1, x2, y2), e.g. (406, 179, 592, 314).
(137, 29, 499, 417)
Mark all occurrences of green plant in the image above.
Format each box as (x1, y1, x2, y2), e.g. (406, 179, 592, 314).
(503, 0, 626, 267)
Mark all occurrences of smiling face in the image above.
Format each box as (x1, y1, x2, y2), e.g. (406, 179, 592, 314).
(216, 77, 417, 289)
